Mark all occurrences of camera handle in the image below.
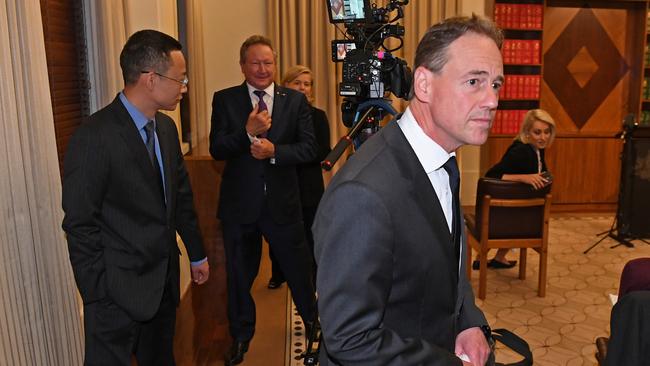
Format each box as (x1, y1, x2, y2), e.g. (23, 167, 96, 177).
(321, 99, 397, 171)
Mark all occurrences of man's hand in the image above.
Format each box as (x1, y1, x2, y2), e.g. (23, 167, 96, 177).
(190, 260, 209, 285)
(251, 138, 275, 160)
(245, 104, 272, 136)
(455, 327, 491, 366)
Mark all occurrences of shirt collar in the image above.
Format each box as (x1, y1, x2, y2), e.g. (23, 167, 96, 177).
(246, 82, 275, 98)
(397, 106, 455, 174)
(119, 92, 152, 130)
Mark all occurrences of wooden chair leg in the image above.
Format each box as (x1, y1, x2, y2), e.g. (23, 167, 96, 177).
(538, 249, 547, 297)
(519, 248, 527, 280)
(478, 249, 488, 300)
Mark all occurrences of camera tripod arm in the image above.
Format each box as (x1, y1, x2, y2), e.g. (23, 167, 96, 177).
(321, 106, 377, 171)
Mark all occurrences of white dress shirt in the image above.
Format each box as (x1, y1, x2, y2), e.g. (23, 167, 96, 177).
(397, 107, 463, 269)
(245, 82, 276, 164)
(246, 82, 274, 116)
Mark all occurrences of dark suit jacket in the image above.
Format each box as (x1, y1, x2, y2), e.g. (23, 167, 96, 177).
(62, 96, 205, 321)
(314, 121, 487, 365)
(485, 140, 547, 178)
(604, 291, 650, 366)
(297, 107, 330, 208)
(209, 82, 316, 224)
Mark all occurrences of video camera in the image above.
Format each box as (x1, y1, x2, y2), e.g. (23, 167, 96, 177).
(321, 0, 411, 170)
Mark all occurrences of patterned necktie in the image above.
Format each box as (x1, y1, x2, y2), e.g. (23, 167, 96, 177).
(144, 120, 165, 200)
(253, 90, 268, 137)
(253, 90, 267, 111)
(442, 156, 461, 261)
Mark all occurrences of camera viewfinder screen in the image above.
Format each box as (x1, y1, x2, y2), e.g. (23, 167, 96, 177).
(332, 41, 357, 62)
(327, 0, 368, 23)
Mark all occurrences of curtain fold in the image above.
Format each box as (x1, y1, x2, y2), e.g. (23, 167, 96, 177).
(185, 0, 209, 147)
(0, 0, 83, 364)
(83, 0, 128, 113)
(267, 0, 461, 176)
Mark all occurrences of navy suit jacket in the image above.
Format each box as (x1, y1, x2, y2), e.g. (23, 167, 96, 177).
(314, 121, 487, 365)
(209, 82, 316, 224)
(62, 96, 205, 321)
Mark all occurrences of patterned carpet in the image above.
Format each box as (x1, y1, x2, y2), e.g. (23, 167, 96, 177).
(286, 215, 650, 366)
(475, 215, 650, 365)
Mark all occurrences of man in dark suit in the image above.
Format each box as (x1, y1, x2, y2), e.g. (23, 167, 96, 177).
(209, 35, 317, 365)
(62, 30, 209, 365)
(314, 15, 503, 366)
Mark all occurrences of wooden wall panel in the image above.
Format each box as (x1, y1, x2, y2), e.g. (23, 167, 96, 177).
(545, 137, 622, 204)
(182, 142, 230, 355)
(481, 136, 622, 211)
(483, 1, 647, 212)
(541, 7, 639, 131)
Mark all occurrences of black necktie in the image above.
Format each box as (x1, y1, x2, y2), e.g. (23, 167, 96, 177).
(253, 90, 268, 137)
(145, 120, 165, 201)
(442, 156, 461, 262)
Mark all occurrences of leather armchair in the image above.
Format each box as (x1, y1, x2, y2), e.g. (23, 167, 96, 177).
(464, 178, 552, 299)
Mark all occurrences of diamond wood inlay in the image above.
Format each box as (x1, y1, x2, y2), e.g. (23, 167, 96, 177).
(543, 9, 628, 129)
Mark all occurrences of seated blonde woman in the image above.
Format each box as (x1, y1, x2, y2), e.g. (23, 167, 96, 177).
(477, 109, 556, 269)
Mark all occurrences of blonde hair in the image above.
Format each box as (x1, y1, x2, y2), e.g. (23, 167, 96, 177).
(517, 109, 556, 146)
(281, 65, 314, 104)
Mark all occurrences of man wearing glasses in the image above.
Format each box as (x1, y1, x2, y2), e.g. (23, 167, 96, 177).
(62, 29, 209, 365)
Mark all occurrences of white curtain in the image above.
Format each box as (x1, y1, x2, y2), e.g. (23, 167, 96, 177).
(83, 0, 128, 113)
(185, 0, 209, 147)
(0, 0, 83, 364)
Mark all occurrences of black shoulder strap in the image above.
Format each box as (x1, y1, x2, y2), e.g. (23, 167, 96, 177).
(492, 328, 533, 366)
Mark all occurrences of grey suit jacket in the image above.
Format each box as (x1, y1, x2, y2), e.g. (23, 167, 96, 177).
(314, 121, 487, 365)
(62, 95, 205, 321)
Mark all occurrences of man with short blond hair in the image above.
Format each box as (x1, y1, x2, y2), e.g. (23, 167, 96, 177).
(209, 34, 317, 366)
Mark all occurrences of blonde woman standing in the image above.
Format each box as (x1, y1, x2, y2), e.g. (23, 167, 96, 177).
(267, 65, 331, 289)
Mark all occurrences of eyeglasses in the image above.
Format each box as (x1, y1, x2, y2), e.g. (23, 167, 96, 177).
(141, 70, 188, 86)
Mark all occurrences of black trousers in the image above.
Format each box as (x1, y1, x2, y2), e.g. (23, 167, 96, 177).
(82, 271, 176, 366)
(270, 204, 318, 283)
(222, 205, 316, 342)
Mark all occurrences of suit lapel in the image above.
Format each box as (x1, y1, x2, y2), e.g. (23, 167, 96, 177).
(111, 96, 167, 205)
(383, 122, 449, 237)
(237, 82, 253, 123)
(156, 114, 173, 217)
(385, 121, 467, 312)
(269, 84, 287, 141)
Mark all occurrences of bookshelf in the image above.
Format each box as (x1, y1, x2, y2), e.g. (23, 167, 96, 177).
(482, 0, 650, 212)
(492, 0, 544, 135)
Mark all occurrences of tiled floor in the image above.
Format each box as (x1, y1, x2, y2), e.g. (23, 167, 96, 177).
(285, 215, 650, 366)
(176, 214, 650, 365)
(473, 215, 650, 365)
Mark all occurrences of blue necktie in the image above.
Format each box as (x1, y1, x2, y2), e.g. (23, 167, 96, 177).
(145, 121, 165, 201)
